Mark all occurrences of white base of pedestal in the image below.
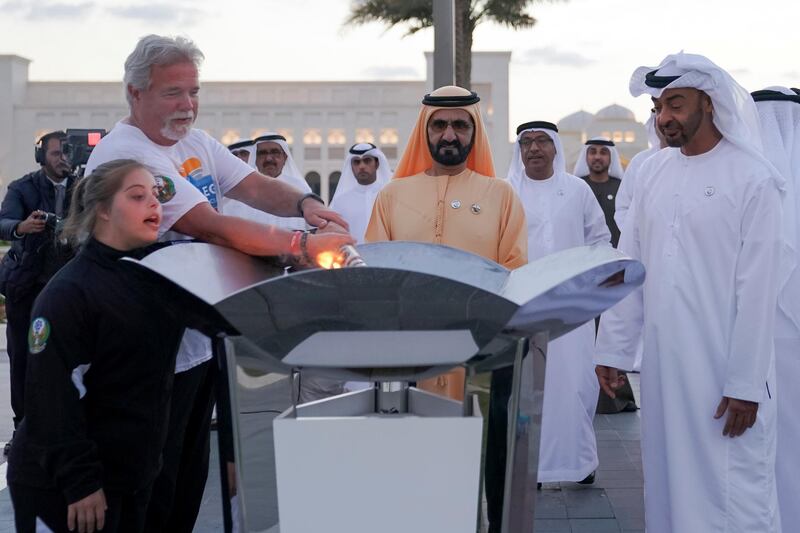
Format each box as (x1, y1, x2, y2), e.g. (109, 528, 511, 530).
(273, 393, 482, 533)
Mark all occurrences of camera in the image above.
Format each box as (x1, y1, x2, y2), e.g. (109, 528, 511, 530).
(61, 128, 107, 175)
(35, 211, 61, 231)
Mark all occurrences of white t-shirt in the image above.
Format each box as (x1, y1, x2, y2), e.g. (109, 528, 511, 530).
(221, 170, 310, 231)
(85, 121, 254, 372)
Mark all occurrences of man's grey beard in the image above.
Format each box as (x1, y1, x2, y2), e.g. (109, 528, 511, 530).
(161, 111, 195, 141)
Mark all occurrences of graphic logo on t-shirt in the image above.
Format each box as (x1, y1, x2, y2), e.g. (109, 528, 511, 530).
(180, 157, 218, 209)
(28, 317, 51, 354)
(154, 175, 176, 204)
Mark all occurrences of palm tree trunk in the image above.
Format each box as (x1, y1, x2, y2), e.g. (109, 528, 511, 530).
(454, 0, 474, 89)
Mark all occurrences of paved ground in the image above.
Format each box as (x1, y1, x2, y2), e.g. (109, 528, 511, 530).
(0, 337, 645, 532)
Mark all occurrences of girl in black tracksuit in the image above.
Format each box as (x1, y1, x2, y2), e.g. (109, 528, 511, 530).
(7, 159, 226, 533)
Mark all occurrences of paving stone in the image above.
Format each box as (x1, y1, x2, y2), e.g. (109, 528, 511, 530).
(595, 429, 621, 441)
(569, 518, 621, 532)
(592, 416, 613, 430)
(604, 488, 645, 510)
(616, 513, 646, 530)
(594, 469, 644, 489)
(533, 518, 572, 532)
(597, 447, 630, 461)
(618, 430, 641, 441)
(564, 488, 614, 519)
(603, 415, 640, 431)
(534, 490, 568, 519)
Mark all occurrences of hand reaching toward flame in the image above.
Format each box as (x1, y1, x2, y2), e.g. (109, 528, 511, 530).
(307, 233, 355, 268)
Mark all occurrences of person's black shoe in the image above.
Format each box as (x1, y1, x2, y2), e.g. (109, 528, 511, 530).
(622, 402, 639, 412)
(577, 471, 595, 485)
(3, 439, 12, 457)
(537, 482, 542, 490)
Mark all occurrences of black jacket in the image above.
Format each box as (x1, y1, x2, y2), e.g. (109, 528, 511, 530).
(0, 169, 77, 300)
(6, 239, 229, 504)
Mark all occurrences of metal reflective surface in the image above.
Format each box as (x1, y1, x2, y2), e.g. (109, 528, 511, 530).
(223, 339, 288, 533)
(501, 244, 646, 339)
(126, 241, 285, 305)
(357, 241, 509, 294)
(133, 241, 644, 380)
(214, 266, 517, 380)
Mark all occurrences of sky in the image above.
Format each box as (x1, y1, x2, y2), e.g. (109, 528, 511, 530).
(1, 0, 798, 140)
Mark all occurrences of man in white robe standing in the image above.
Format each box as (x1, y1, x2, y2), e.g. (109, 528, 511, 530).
(329, 142, 391, 243)
(752, 86, 800, 529)
(507, 120, 610, 486)
(330, 142, 392, 393)
(223, 133, 310, 230)
(595, 53, 783, 533)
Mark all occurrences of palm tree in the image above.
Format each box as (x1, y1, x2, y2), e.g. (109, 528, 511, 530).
(346, 0, 553, 88)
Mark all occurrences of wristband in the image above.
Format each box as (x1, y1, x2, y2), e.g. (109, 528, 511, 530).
(12, 223, 23, 239)
(289, 231, 303, 259)
(300, 231, 312, 265)
(297, 193, 324, 217)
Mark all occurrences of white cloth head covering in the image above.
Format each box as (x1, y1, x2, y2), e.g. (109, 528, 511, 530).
(754, 86, 800, 334)
(249, 132, 311, 193)
(223, 133, 308, 230)
(572, 137, 624, 178)
(332, 142, 391, 198)
(227, 138, 255, 165)
(507, 121, 565, 190)
(644, 110, 661, 150)
(630, 52, 782, 187)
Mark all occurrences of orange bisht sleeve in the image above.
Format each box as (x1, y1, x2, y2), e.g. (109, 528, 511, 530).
(364, 188, 392, 243)
(497, 183, 528, 269)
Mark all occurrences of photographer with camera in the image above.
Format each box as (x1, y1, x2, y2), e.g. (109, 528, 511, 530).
(0, 130, 77, 454)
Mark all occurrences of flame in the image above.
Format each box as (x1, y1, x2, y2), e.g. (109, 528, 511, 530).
(316, 251, 343, 269)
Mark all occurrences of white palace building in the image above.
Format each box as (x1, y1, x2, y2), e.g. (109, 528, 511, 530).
(0, 51, 648, 201)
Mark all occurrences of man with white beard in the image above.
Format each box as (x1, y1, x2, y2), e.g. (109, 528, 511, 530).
(330, 142, 391, 243)
(506, 120, 610, 490)
(595, 53, 783, 533)
(752, 86, 800, 529)
(223, 133, 310, 230)
(85, 35, 352, 532)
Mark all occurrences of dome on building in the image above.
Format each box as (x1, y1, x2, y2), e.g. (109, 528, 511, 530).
(557, 110, 594, 132)
(595, 104, 636, 121)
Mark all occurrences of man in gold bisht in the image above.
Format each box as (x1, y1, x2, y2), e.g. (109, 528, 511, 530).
(365, 85, 528, 399)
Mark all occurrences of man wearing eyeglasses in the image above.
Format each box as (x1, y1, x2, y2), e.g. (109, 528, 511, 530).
(499, 121, 609, 528)
(366, 85, 527, 400)
(366, 87, 526, 533)
(222, 133, 311, 230)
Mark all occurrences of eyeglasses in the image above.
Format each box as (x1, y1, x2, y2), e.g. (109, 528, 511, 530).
(518, 136, 554, 148)
(257, 149, 285, 158)
(429, 119, 474, 134)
